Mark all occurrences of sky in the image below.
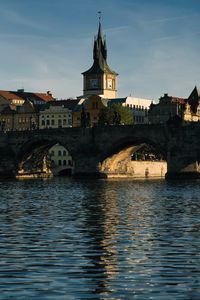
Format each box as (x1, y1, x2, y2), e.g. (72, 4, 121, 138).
(0, 0, 200, 101)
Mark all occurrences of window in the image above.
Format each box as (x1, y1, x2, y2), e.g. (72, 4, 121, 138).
(63, 160, 67, 166)
(58, 160, 62, 166)
(68, 160, 72, 166)
(51, 151, 55, 156)
(51, 120, 55, 125)
(58, 150, 62, 156)
(63, 150, 67, 156)
(46, 120, 50, 126)
(42, 120, 45, 126)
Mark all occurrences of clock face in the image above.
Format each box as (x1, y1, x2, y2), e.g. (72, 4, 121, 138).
(107, 79, 112, 89)
(90, 79, 98, 88)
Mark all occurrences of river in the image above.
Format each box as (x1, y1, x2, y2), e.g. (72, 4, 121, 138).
(0, 177, 200, 300)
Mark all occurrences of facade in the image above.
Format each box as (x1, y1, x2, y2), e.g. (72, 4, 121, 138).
(183, 101, 200, 122)
(73, 95, 108, 127)
(39, 104, 73, 129)
(0, 100, 37, 131)
(148, 93, 185, 124)
(48, 144, 73, 176)
(82, 21, 118, 99)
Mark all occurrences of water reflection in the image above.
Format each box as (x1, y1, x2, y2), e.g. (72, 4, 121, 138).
(0, 178, 200, 299)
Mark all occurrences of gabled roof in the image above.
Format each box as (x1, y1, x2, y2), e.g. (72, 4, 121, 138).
(12, 90, 54, 103)
(34, 92, 54, 102)
(0, 90, 24, 101)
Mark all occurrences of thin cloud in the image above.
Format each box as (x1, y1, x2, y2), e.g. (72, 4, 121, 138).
(0, 7, 47, 31)
(146, 14, 197, 24)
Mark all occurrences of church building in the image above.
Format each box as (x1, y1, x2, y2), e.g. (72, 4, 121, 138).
(82, 19, 118, 99)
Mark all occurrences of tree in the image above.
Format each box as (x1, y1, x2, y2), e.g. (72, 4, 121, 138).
(98, 104, 134, 125)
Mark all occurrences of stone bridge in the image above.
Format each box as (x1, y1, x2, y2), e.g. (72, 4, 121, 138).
(0, 123, 200, 179)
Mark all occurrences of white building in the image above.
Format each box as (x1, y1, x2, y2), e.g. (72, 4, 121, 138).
(39, 105, 72, 129)
(109, 96, 154, 124)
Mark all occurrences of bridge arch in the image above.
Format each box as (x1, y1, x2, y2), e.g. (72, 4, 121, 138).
(16, 136, 75, 178)
(98, 136, 167, 178)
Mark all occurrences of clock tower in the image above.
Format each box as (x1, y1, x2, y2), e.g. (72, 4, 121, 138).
(82, 19, 118, 99)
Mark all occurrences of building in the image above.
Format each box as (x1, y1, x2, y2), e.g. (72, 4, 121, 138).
(148, 88, 200, 124)
(0, 99, 38, 131)
(109, 96, 153, 124)
(39, 100, 78, 129)
(0, 90, 25, 112)
(148, 93, 185, 124)
(73, 95, 108, 127)
(0, 89, 54, 111)
(0, 89, 55, 131)
(48, 143, 73, 176)
(82, 20, 118, 99)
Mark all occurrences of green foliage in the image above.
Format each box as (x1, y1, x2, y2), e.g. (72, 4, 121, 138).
(98, 103, 134, 125)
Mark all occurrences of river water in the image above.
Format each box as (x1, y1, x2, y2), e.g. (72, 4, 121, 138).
(0, 178, 200, 300)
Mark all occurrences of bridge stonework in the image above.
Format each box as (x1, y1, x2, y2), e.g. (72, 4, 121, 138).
(0, 123, 200, 179)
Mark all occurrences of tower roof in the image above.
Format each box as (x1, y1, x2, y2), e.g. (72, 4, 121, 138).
(82, 21, 118, 76)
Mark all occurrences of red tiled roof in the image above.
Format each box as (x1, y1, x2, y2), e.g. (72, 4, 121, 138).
(171, 97, 185, 104)
(0, 90, 24, 101)
(34, 93, 54, 102)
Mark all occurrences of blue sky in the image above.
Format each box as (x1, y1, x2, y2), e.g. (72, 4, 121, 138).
(0, 0, 200, 101)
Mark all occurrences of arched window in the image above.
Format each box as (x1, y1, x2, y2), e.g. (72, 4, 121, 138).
(58, 160, 62, 166)
(58, 150, 62, 156)
(63, 160, 67, 166)
(63, 150, 67, 156)
(51, 150, 55, 156)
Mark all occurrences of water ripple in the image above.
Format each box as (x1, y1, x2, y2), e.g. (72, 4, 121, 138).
(0, 178, 200, 299)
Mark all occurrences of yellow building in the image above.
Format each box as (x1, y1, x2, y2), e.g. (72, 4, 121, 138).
(73, 95, 108, 127)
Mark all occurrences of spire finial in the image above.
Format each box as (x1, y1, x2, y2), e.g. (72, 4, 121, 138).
(98, 11, 102, 23)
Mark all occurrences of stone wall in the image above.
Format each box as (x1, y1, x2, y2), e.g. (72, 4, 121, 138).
(102, 160, 167, 179)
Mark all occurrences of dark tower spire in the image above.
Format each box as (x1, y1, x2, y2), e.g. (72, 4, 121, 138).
(82, 14, 117, 75)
